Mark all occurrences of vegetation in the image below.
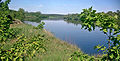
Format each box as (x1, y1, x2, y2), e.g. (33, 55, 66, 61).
(9, 10, 65, 22)
(10, 24, 80, 61)
(0, 0, 14, 42)
(0, 0, 120, 61)
(64, 9, 120, 26)
(68, 7, 120, 61)
(45, 14, 65, 20)
(0, 34, 46, 61)
(36, 22, 45, 29)
(8, 9, 48, 22)
(0, 0, 80, 61)
(69, 51, 96, 61)
(23, 11, 48, 22)
(0, 0, 47, 61)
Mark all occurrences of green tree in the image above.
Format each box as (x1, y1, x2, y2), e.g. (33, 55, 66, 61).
(0, 0, 14, 42)
(80, 7, 120, 60)
(0, 1, 46, 61)
(16, 8, 25, 21)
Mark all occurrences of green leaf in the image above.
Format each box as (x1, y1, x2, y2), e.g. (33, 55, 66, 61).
(110, 54, 114, 59)
(96, 21, 101, 26)
(19, 58, 23, 61)
(110, 49, 114, 52)
(103, 29, 107, 33)
(88, 25, 91, 28)
(1, 57, 5, 59)
(116, 55, 120, 60)
(116, 35, 120, 40)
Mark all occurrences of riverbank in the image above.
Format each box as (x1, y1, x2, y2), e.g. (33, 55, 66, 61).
(7, 23, 80, 61)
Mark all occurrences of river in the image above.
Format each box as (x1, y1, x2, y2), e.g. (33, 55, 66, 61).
(24, 20, 108, 55)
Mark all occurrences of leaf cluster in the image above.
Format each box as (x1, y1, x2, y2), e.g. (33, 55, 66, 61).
(0, 34, 46, 61)
(69, 51, 96, 61)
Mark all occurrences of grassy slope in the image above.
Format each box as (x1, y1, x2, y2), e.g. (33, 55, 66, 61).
(9, 23, 80, 61)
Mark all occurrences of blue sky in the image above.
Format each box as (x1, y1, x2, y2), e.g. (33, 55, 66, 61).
(8, 0, 120, 14)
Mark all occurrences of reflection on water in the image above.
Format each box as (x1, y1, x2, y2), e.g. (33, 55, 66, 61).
(24, 20, 108, 55)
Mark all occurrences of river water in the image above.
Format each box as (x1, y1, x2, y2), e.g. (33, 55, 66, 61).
(24, 20, 108, 55)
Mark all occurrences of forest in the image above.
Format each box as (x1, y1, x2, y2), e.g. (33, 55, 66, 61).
(8, 9, 48, 22)
(8, 9, 64, 22)
(0, 0, 120, 61)
(64, 10, 120, 26)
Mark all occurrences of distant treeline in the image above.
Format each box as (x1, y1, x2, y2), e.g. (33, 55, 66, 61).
(64, 10, 120, 26)
(7, 8, 48, 22)
(44, 14, 65, 20)
(5, 8, 65, 22)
